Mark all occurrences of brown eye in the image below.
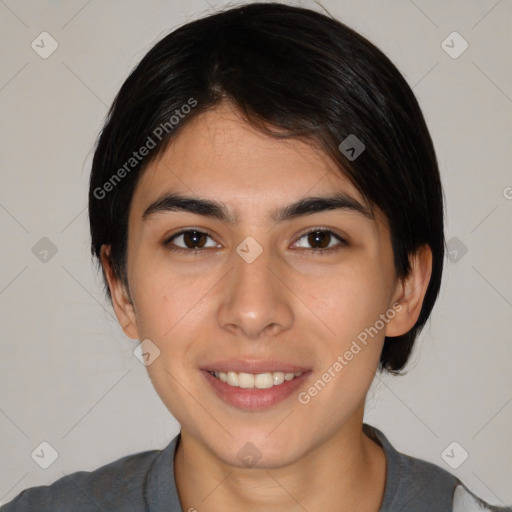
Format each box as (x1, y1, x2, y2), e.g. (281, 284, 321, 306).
(182, 230, 208, 249)
(307, 231, 331, 249)
(294, 229, 347, 253)
(165, 229, 218, 251)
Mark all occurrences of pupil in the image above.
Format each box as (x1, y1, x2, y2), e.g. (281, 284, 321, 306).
(184, 230, 205, 249)
(308, 231, 329, 249)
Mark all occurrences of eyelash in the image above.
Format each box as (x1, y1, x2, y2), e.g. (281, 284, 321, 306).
(162, 227, 347, 255)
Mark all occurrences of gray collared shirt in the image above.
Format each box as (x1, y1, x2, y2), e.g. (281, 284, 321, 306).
(1, 423, 510, 511)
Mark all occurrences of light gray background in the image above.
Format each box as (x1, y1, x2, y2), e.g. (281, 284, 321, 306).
(0, 0, 511, 507)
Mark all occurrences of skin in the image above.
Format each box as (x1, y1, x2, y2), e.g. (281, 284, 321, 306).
(101, 101, 432, 511)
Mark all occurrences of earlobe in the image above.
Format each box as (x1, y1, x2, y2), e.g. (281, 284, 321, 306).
(385, 244, 433, 338)
(100, 245, 139, 340)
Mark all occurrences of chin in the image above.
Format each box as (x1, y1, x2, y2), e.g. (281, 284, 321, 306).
(203, 429, 305, 470)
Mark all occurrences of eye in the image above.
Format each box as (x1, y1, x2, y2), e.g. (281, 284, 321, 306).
(163, 229, 219, 252)
(162, 228, 347, 255)
(293, 228, 347, 254)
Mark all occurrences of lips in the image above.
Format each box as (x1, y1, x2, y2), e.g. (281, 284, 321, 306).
(200, 359, 311, 410)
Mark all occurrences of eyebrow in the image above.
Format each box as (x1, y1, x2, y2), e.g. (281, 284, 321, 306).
(142, 191, 374, 224)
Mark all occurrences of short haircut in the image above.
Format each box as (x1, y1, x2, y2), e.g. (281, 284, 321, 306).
(89, 2, 445, 375)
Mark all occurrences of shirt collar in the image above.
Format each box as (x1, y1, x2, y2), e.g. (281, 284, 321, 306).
(147, 424, 401, 512)
(146, 431, 182, 511)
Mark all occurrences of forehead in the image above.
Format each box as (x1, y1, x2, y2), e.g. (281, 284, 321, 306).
(130, 102, 378, 225)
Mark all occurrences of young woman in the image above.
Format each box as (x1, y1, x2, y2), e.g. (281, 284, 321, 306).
(2, 3, 510, 511)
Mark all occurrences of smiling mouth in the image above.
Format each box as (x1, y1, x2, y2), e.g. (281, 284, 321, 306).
(207, 370, 304, 389)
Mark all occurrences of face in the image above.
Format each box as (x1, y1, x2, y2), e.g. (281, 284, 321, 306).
(103, 101, 427, 469)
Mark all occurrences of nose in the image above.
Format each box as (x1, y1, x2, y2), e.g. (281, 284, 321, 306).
(217, 240, 294, 340)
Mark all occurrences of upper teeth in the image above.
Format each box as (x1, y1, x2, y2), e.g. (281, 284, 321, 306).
(211, 371, 303, 389)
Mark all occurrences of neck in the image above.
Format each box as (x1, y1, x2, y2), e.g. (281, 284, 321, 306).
(174, 414, 386, 512)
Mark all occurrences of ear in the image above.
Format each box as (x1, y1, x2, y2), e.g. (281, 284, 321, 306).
(100, 245, 139, 340)
(385, 244, 433, 337)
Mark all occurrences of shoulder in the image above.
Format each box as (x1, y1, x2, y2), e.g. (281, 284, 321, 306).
(364, 422, 460, 510)
(363, 423, 512, 512)
(453, 484, 512, 512)
(0, 445, 164, 512)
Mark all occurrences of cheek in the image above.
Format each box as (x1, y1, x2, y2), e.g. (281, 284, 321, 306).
(133, 276, 209, 422)
(307, 261, 392, 345)
(131, 267, 211, 341)
(294, 268, 390, 421)
(320, 260, 394, 388)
